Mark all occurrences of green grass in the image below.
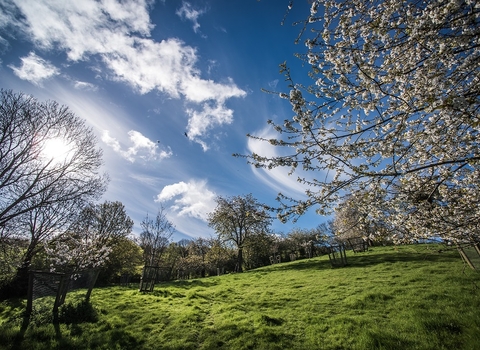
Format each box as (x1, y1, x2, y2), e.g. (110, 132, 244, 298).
(1, 245, 480, 349)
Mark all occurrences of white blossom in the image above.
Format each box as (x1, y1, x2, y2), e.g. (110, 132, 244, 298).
(243, 0, 480, 243)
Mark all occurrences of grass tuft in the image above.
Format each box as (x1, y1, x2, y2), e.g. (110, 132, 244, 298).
(259, 314, 284, 326)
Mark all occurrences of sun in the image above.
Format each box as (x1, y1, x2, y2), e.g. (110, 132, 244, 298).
(41, 138, 74, 164)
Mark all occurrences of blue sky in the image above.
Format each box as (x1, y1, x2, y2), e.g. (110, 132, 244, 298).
(0, 0, 328, 241)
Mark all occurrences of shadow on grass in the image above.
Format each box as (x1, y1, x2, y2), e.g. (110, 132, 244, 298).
(165, 278, 219, 290)
(347, 249, 460, 268)
(1, 299, 102, 350)
(0, 297, 24, 318)
(58, 299, 98, 324)
(8, 314, 30, 350)
(360, 330, 418, 350)
(253, 247, 461, 273)
(202, 322, 297, 350)
(256, 258, 333, 273)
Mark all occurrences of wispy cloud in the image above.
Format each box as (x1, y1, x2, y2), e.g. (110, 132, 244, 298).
(102, 130, 172, 163)
(4, 0, 245, 149)
(268, 79, 279, 90)
(8, 52, 59, 86)
(73, 81, 98, 91)
(247, 126, 310, 196)
(176, 2, 205, 33)
(156, 179, 216, 221)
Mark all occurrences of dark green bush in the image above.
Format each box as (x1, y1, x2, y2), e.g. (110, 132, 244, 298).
(58, 300, 98, 324)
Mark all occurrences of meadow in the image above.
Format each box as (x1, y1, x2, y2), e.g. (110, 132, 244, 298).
(1, 244, 479, 350)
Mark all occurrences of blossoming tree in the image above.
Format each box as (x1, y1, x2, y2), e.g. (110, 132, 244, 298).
(240, 0, 480, 243)
(44, 201, 133, 283)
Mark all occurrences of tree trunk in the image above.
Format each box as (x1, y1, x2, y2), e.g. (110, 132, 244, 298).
(236, 248, 243, 273)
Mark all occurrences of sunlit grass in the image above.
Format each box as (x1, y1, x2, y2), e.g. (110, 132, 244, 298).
(1, 245, 479, 349)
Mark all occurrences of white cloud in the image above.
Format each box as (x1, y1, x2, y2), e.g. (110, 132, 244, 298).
(73, 81, 98, 91)
(6, 0, 245, 149)
(181, 76, 246, 103)
(176, 2, 205, 33)
(11, 0, 153, 60)
(102, 129, 172, 163)
(156, 179, 216, 221)
(8, 52, 59, 86)
(186, 102, 235, 151)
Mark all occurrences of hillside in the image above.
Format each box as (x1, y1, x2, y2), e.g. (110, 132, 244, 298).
(1, 245, 480, 349)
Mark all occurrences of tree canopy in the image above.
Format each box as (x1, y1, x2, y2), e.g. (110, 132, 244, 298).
(239, 0, 480, 243)
(44, 201, 134, 275)
(0, 89, 107, 229)
(71, 201, 134, 246)
(0, 90, 108, 298)
(208, 194, 272, 272)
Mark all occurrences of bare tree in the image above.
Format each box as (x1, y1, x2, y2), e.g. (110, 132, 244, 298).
(0, 90, 107, 299)
(208, 194, 272, 272)
(71, 201, 134, 247)
(0, 89, 107, 228)
(139, 206, 175, 266)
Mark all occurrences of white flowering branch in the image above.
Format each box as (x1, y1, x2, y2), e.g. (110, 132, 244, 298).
(238, 0, 480, 243)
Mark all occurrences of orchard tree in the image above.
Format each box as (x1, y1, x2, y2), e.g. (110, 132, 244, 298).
(312, 221, 335, 253)
(176, 238, 191, 259)
(45, 201, 134, 275)
(242, 231, 275, 269)
(333, 194, 371, 241)
(139, 206, 175, 266)
(208, 194, 272, 272)
(314, 221, 335, 242)
(333, 193, 393, 244)
(175, 238, 212, 279)
(44, 230, 111, 275)
(239, 0, 480, 243)
(3, 196, 83, 295)
(285, 227, 319, 259)
(205, 237, 236, 273)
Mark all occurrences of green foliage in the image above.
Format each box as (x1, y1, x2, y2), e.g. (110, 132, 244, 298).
(97, 237, 143, 285)
(243, 232, 275, 269)
(1, 245, 479, 349)
(204, 239, 237, 273)
(0, 239, 27, 288)
(208, 194, 272, 272)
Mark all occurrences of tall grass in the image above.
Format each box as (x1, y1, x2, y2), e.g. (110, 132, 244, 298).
(1, 245, 479, 349)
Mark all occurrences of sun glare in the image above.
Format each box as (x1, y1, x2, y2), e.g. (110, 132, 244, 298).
(41, 138, 74, 164)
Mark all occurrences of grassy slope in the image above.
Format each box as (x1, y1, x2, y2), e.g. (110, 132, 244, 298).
(1, 245, 480, 350)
